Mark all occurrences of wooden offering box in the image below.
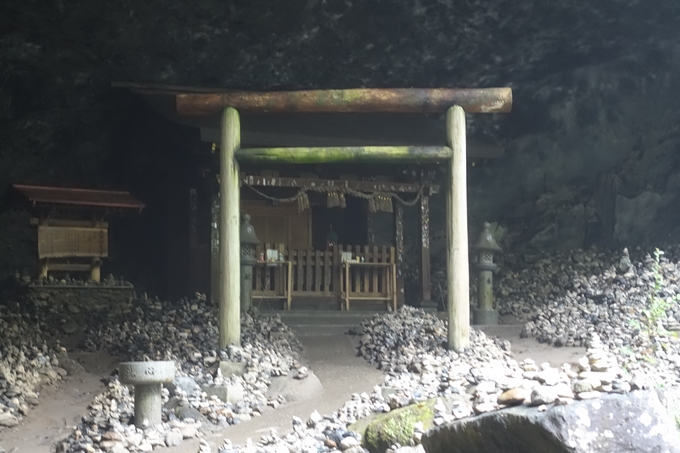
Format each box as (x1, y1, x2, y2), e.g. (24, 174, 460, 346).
(0, 184, 144, 281)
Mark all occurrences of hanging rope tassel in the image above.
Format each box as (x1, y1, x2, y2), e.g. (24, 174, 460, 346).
(242, 180, 424, 212)
(327, 192, 339, 208)
(367, 197, 377, 213)
(384, 195, 394, 213)
(297, 191, 310, 212)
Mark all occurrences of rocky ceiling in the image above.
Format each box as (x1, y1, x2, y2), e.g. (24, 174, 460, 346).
(3, 0, 677, 88)
(3, 1, 679, 125)
(1, 0, 680, 274)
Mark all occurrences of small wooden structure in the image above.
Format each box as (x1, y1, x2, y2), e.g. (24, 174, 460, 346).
(0, 184, 145, 281)
(234, 174, 422, 311)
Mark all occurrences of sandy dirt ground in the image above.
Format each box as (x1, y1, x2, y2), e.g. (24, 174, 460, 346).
(1, 350, 121, 453)
(0, 313, 585, 453)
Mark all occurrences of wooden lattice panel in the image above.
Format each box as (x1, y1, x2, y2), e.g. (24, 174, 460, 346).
(38, 226, 108, 258)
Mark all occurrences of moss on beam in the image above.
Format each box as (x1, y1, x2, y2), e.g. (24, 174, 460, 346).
(235, 146, 452, 163)
(175, 87, 513, 116)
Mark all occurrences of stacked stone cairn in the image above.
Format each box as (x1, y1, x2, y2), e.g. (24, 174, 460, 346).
(52, 294, 306, 453)
(0, 274, 137, 435)
(0, 301, 67, 430)
(499, 247, 680, 388)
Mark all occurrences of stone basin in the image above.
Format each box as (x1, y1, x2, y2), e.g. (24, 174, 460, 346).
(119, 361, 176, 428)
(119, 361, 175, 385)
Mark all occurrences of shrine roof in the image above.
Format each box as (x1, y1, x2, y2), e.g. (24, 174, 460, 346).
(1, 184, 145, 212)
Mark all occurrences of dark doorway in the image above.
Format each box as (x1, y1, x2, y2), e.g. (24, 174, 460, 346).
(312, 197, 368, 249)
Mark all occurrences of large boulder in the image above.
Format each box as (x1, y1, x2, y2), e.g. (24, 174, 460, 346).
(421, 390, 680, 453)
(361, 400, 436, 453)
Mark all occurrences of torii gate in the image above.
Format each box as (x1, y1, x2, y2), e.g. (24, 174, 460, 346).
(119, 85, 513, 351)
(177, 88, 513, 351)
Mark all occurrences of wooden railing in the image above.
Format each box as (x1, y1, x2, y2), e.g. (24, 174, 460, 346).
(252, 244, 396, 308)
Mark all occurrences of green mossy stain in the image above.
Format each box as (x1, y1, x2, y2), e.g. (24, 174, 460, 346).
(236, 146, 451, 164)
(363, 400, 435, 453)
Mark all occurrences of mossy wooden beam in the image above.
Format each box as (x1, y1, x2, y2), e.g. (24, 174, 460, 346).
(235, 146, 452, 164)
(240, 175, 429, 193)
(176, 88, 512, 116)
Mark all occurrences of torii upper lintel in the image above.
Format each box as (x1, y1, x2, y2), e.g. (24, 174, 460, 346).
(175, 87, 512, 116)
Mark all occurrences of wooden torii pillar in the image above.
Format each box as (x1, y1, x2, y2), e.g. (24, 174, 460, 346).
(181, 88, 512, 351)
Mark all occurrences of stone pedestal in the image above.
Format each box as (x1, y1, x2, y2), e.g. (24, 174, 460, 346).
(119, 361, 175, 428)
(240, 214, 260, 313)
(472, 308, 499, 325)
(473, 268, 498, 325)
(201, 382, 244, 404)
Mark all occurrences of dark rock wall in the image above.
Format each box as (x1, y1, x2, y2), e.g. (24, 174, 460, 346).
(2, 0, 680, 295)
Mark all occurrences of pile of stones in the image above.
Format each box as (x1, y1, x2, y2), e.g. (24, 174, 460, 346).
(58, 375, 208, 453)
(353, 307, 656, 416)
(194, 245, 680, 453)
(12, 271, 134, 288)
(179, 246, 680, 453)
(193, 386, 398, 453)
(0, 273, 136, 434)
(4, 272, 136, 338)
(194, 304, 669, 453)
(0, 300, 66, 430)
(496, 247, 680, 387)
(7, 244, 680, 453)
(57, 295, 305, 452)
(84, 295, 303, 402)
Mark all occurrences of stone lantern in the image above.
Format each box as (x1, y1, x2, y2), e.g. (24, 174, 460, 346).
(472, 222, 502, 325)
(240, 214, 261, 312)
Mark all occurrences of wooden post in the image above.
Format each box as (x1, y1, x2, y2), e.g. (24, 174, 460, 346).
(286, 261, 293, 310)
(344, 262, 350, 311)
(37, 217, 47, 279)
(394, 204, 405, 307)
(392, 263, 397, 312)
(210, 192, 220, 303)
(219, 107, 241, 349)
(39, 259, 48, 279)
(419, 185, 432, 305)
(334, 245, 343, 310)
(189, 187, 199, 291)
(446, 105, 470, 351)
(90, 258, 101, 282)
(367, 210, 375, 245)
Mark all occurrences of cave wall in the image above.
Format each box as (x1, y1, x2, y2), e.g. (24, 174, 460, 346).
(2, 0, 680, 296)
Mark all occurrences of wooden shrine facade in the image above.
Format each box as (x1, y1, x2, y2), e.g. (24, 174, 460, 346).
(235, 174, 429, 310)
(0, 184, 145, 281)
